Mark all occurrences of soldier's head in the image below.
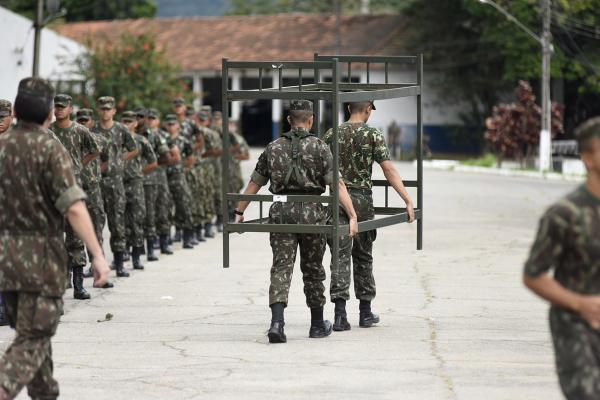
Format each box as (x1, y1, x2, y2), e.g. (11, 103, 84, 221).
(121, 111, 138, 133)
(97, 96, 116, 122)
(14, 77, 55, 126)
(172, 98, 186, 116)
(185, 107, 197, 122)
(211, 111, 222, 125)
(164, 114, 179, 135)
(347, 101, 376, 122)
(135, 107, 146, 128)
(197, 110, 210, 127)
(146, 108, 160, 129)
(575, 117, 600, 174)
(287, 100, 313, 130)
(77, 108, 94, 129)
(53, 94, 73, 122)
(0, 99, 13, 134)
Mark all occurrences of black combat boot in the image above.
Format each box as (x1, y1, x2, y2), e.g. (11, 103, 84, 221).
(333, 299, 351, 331)
(358, 300, 380, 328)
(114, 251, 130, 277)
(196, 225, 206, 242)
(73, 266, 91, 300)
(182, 229, 194, 249)
(268, 303, 286, 343)
(308, 306, 333, 338)
(147, 238, 159, 261)
(173, 229, 182, 243)
(189, 230, 199, 246)
(132, 246, 145, 270)
(159, 234, 174, 255)
(0, 295, 8, 326)
(122, 248, 131, 262)
(204, 222, 215, 238)
(216, 214, 224, 233)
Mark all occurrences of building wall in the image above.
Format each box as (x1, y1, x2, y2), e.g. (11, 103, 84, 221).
(0, 6, 85, 102)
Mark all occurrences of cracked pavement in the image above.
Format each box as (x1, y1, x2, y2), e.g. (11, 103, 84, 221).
(0, 158, 577, 399)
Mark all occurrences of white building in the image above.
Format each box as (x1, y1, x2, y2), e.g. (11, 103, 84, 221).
(0, 6, 85, 103)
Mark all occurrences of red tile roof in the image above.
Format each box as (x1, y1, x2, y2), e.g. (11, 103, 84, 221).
(54, 13, 407, 72)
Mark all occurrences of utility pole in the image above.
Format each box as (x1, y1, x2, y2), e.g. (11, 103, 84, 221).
(33, 0, 44, 77)
(539, 0, 552, 171)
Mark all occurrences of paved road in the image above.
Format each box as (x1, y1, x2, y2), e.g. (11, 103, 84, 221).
(1, 160, 578, 399)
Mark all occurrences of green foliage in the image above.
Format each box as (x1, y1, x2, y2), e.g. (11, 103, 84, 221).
(67, 33, 191, 115)
(460, 153, 498, 168)
(0, 0, 156, 22)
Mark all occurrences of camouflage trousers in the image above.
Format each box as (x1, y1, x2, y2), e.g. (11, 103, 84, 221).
(64, 221, 87, 269)
(0, 291, 63, 400)
(203, 163, 217, 221)
(328, 188, 376, 302)
(143, 184, 158, 240)
(268, 202, 327, 308)
(551, 308, 600, 400)
(101, 175, 127, 253)
(155, 174, 172, 236)
(124, 179, 146, 249)
(213, 160, 223, 219)
(185, 167, 203, 227)
(83, 182, 106, 247)
(167, 173, 194, 230)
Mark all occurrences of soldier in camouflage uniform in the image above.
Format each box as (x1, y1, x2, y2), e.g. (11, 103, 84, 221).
(0, 77, 110, 400)
(198, 109, 221, 238)
(228, 120, 250, 221)
(93, 96, 139, 278)
(164, 114, 197, 249)
(235, 100, 357, 343)
(49, 94, 103, 300)
(211, 111, 227, 232)
(323, 101, 415, 331)
(523, 117, 600, 400)
(121, 111, 158, 270)
(0, 100, 12, 135)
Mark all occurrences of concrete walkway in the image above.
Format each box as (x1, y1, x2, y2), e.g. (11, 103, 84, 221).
(1, 161, 577, 399)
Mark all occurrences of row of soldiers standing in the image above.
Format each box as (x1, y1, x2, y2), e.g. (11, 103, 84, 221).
(0, 95, 249, 315)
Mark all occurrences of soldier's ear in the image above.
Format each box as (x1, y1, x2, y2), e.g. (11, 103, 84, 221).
(287, 115, 292, 126)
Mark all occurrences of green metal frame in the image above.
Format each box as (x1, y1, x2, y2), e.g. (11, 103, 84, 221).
(221, 55, 424, 269)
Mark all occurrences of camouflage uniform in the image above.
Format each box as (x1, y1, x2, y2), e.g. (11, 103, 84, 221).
(123, 123, 157, 251)
(251, 125, 333, 308)
(201, 125, 221, 222)
(322, 121, 390, 302)
(49, 118, 100, 270)
(0, 105, 87, 399)
(524, 185, 600, 400)
(211, 114, 225, 222)
(93, 116, 137, 254)
(166, 126, 195, 233)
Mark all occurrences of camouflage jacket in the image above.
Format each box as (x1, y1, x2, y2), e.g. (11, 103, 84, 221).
(251, 127, 333, 194)
(142, 128, 170, 185)
(124, 132, 157, 182)
(179, 118, 200, 141)
(322, 121, 390, 189)
(166, 133, 193, 176)
(525, 185, 600, 296)
(93, 121, 137, 178)
(230, 131, 249, 192)
(0, 122, 87, 296)
(80, 131, 107, 189)
(49, 121, 100, 180)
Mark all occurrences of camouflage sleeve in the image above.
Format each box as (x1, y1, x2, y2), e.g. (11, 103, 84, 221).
(142, 138, 157, 164)
(45, 139, 87, 214)
(524, 205, 569, 277)
(372, 128, 391, 164)
(250, 149, 269, 186)
(81, 125, 100, 155)
(182, 138, 194, 158)
(321, 128, 333, 146)
(320, 141, 334, 186)
(122, 125, 137, 152)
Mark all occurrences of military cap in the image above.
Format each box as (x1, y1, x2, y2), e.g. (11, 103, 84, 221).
(289, 100, 313, 112)
(134, 107, 146, 118)
(17, 77, 54, 104)
(0, 99, 11, 118)
(121, 111, 136, 122)
(97, 96, 115, 109)
(164, 114, 178, 123)
(76, 109, 91, 121)
(172, 98, 185, 106)
(212, 111, 223, 119)
(200, 105, 212, 113)
(147, 108, 160, 119)
(197, 111, 210, 121)
(185, 108, 195, 117)
(54, 94, 72, 107)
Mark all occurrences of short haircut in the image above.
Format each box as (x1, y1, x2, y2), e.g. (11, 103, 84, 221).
(289, 110, 312, 125)
(14, 78, 54, 124)
(575, 117, 600, 153)
(348, 102, 371, 114)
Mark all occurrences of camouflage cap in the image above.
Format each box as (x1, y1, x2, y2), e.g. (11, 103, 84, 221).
(121, 111, 136, 122)
(97, 96, 115, 109)
(212, 111, 223, 119)
(164, 114, 178, 123)
(54, 94, 72, 107)
(290, 100, 313, 112)
(17, 77, 54, 105)
(134, 107, 146, 118)
(197, 111, 210, 121)
(200, 105, 212, 113)
(185, 108, 195, 117)
(0, 99, 11, 117)
(147, 108, 160, 119)
(172, 98, 185, 106)
(75, 109, 91, 121)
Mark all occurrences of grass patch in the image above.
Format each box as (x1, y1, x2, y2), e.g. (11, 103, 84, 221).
(460, 153, 498, 168)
